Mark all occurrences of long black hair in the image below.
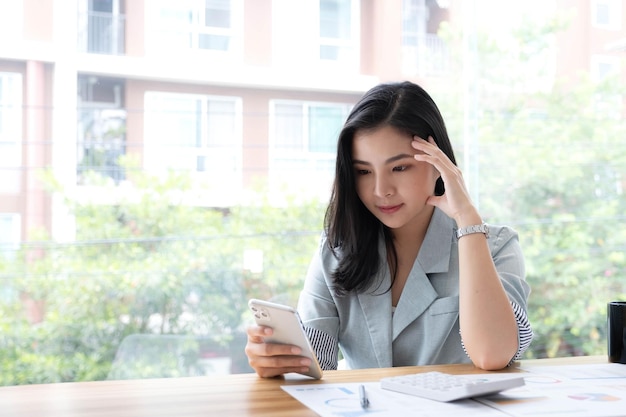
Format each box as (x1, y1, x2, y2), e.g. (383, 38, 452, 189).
(324, 81, 457, 295)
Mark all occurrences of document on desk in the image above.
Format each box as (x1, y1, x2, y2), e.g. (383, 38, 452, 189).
(281, 381, 505, 417)
(474, 363, 626, 417)
(283, 365, 626, 417)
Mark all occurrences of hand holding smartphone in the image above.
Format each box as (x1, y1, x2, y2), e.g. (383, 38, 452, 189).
(248, 299, 323, 379)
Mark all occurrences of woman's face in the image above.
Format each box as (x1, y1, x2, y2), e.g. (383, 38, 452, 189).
(352, 125, 439, 232)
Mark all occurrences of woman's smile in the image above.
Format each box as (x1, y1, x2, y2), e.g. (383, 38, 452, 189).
(377, 204, 403, 214)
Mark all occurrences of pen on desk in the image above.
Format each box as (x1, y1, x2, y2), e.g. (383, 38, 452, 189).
(359, 384, 370, 409)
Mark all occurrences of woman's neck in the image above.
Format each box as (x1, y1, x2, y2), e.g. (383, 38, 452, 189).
(391, 206, 434, 250)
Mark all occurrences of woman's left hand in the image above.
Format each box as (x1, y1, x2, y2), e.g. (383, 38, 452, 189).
(411, 136, 479, 224)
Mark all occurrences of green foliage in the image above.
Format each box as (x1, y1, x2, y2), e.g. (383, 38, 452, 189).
(0, 168, 324, 385)
(435, 10, 626, 359)
(475, 73, 626, 359)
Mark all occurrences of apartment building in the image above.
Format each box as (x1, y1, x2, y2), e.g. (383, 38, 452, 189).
(0, 0, 624, 250)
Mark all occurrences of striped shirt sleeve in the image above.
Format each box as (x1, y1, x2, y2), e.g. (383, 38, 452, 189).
(510, 300, 533, 361)
(303, 326, 339, 371)
(460, 300, 533, 366)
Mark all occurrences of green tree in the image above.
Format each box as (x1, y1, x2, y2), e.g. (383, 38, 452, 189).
(437, 11, 626, 358)
(0, 167, 324, 385)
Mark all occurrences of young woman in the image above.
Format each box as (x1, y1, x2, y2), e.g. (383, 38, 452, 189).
(245, 81, 532, 376)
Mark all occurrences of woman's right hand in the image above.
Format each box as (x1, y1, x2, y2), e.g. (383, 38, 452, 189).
(244, 325, 313, 378)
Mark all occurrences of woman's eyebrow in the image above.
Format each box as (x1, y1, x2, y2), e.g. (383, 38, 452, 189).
(386, 153, 414, 164)
(352, 153, 414, 165)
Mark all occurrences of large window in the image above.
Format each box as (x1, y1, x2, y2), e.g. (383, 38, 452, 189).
(270, 100, 351, 197)
(0, 72, 22, 194)
(3, 0, 626, 388)
(147, 0, 242, 56)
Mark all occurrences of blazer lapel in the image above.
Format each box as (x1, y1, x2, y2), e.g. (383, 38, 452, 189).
(355, 209, 455, 366)
(392, 208, 454, 340)
(356, 236, 393, 367)
(357, 285, 394, 367)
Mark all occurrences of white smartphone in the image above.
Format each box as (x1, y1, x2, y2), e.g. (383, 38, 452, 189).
(248, 298, 323, 379)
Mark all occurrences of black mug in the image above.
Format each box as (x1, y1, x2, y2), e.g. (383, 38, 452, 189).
(608, 301, 626, 364)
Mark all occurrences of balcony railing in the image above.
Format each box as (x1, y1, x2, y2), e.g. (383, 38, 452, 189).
(77, 135, 126, 184)
(77, 11, 126, 55)
(77, 109, 126, 184)
(402, 33, 450, 76)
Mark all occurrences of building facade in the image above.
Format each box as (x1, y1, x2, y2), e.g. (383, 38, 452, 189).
(0, 0, 625, 249)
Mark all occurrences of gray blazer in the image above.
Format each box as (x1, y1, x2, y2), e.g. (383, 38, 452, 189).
(297, 208, 531, 370)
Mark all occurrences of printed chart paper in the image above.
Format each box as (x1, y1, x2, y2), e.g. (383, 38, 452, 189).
(282, 382, 503, 417)
(283, 365, 626, 417)
(476, 363, 626, 417)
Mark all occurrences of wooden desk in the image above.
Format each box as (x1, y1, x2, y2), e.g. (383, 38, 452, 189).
(0, 356, 607, 417)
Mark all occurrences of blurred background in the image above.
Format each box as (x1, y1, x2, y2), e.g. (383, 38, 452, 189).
(1, 0, 625, 385)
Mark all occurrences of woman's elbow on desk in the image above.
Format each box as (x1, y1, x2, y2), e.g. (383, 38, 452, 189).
(470, 356, 512, 371)
(467, 345, 518, 371)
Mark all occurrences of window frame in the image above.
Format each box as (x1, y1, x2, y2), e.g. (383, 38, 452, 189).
(318, 0, 360, 66)
(591, 0, 622, 30)
(271, 0, 360, 71)
(146, 0, 243, 57)
(268, 99, 351, 196)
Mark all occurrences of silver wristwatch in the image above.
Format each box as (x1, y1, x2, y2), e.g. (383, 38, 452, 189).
(456, 223, 489, 239)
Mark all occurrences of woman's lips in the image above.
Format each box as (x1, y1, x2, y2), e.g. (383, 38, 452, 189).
(378, 204, 402, 214)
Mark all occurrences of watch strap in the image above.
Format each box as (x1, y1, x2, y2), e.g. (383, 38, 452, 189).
(456, 223, 489, 239)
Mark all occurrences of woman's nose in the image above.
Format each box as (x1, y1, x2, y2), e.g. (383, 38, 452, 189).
(374, 174, 394, 198)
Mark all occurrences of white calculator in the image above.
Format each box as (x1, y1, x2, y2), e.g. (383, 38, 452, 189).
(380, 371, 525, 402)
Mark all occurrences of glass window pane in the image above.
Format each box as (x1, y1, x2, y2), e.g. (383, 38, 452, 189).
(7, 0, 626, 390)
(308, 105, 345, 153)
(318, 0, 355, 63)
(319, 45, 339, 60)
(159, 4, 193, 25)
(199, 33, 230, 50)
(205, 0, 231, 28)
(160, 96, 200, 148)
(320, 0, 351, 39)
(206, 99, 236, 147)
(144, 93, 201, 172)
(91, 0, 113, 13)
(274, 103, 304, 151)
